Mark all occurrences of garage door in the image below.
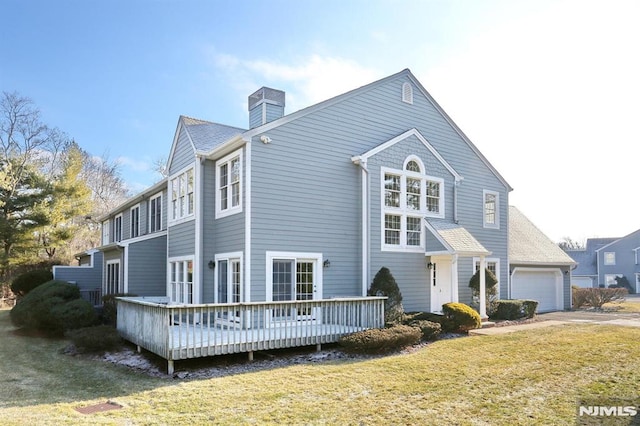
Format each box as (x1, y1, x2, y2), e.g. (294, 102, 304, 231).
(511, 268, 563, 312)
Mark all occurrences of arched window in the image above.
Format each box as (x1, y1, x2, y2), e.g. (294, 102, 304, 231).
(402, 82, 413, 104)
(405, 160, 421, 173)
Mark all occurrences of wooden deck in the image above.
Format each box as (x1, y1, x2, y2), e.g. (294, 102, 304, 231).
(116, 296, 386, 374)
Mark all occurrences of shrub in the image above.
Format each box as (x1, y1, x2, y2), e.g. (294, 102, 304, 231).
(491, 300, 539, 320)
(614, 276, 634, 294)
(572, 286, 589, 309)
(492, 300, 523, 320)
(10, 269, 53, 298)
(339, 325, 422, 354)
(442, 302, 481, 332)
(404, 311, 456, 333)
(522, 300, 538, 318)
(368, 267, 404, 325)
(101, 293, 137, 326)
(66, 325, 123, 353)
(572, 288, 627, 309)
(408, 320, 441, 341)
(10, 280, 97, 334)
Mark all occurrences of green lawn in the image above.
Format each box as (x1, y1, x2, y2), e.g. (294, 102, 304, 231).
(1, 310, 640, 425)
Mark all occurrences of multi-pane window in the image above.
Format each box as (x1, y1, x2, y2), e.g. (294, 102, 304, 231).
(102, 220, 110, 244)
(216, 150, 242, 218)
(130, 205, 140, 238)
(149, 193, 162, 232)
(105, 261, 121, 295)
(217, 257, 242, 304)
(267, 253, 320, 321)
(170, 168, 195, 222)
(604, 252, 616, 265)
(483, 190, 499, 229)
(382, 157, 444, 250)
(114, 215, 122, 242)
(169, 259, 193, 304)
(605, 274, 622, 288)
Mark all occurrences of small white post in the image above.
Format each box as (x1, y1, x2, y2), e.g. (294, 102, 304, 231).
(167, 360, 174, 375)
(316, 344, 322, 352)
(248, 351, 254, 362)
(136, 345, 141, 354)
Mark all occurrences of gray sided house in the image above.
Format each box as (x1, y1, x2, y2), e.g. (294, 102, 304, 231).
(566, 230, 640, 292)
(508, 206, 576, 311)
(57, 69, 521, 316)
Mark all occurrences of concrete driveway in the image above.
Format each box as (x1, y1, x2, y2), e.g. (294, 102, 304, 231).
(470, 304, 640, 336)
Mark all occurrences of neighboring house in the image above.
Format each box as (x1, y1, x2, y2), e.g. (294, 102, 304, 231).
(566, 230, 640, 291)
(508, 206, 576, 312)
(55, 68, 513, 314)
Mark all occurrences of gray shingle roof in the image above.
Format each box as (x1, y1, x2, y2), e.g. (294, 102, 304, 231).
(564, 249, 596, 275)
(181, 116, 245, 152)
(509, 206, 576, 265)
(426, 220, 490, 255)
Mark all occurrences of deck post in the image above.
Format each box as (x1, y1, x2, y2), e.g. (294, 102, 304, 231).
(248, 351, 254, 361)
(137, 345, 141, 353)
(316, 344, 321, 352)
(167, 360, 174, 375)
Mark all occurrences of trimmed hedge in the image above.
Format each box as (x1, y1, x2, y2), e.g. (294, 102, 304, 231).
(404, 311, 456, 333)
(66, 325, 123, 353)
(491, 299, 539, 320)
(10, 280, 97, 334)
(408, 320, 441, 341)
(442, 302, 481, 332)
(10, 269, 53, 298)
(339, 325, 422, 354)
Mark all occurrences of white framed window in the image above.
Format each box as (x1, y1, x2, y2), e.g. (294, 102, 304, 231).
(149, 193, 162, 233)
(215, 252, 243, 324)
(402, 82, 413, 104)
(102, 220, 110, 245)
(216, 149, 242, 218)
(114, 214, 123, 242)
(604, 274, 622, 288)
(266, 252, 322, 321)
(604, 252, 616, 265)
(483, 190, 499, 229)
(169, 167, 195, 223)
(381, 156, 444, 251)
(473, 257, 501, 298)
(105, 260, 121, 295)
(169, 257, 194, 304)
(130, 204, 140, 238)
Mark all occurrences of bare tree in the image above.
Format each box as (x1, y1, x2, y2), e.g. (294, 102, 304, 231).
(558, 236, 586, 251)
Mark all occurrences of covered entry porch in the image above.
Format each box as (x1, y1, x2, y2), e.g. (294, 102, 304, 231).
(425, 220, 492, 318)
(117, 296, 385, 374)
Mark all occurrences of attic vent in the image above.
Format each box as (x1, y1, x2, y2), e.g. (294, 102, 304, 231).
(402, 82, 413, 104)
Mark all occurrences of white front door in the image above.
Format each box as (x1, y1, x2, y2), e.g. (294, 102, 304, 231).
(430, 257, 452, 312)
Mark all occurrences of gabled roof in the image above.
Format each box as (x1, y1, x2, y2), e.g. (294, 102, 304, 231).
(237, 68, 511, 191)
(182, 116, 245, 153)
(425, 220, 491, 256)
(351, 128, 463, 182)
(509, 206, 576, 266)
(594, 228, 640, 252)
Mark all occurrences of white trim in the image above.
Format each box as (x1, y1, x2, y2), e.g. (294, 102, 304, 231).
(102, 219, 110, 245)
(215, 148, 243, 219)
(358, 159, 370, 296)
(194, 156, 203, 304)
(482, 189, 500, 229)
(105, 259, 122, 295)
(123, 246, 129, 293)
(214, 251, 244, 303)
(265, 251, 323, 302)
(353, 128, 462, 182)
(168, 163, 196, 225)
(380, 165, 445, 252)
(510, 267, 563, 312)
(244, 140, 252, 302)
(473, 257, 501, 298)
(113, 213, 123, 242)
(117, 230, 167, 246)
(148, 192, 163, 233)
(129, 203, 141, 239)
(167, 255, 195, 304)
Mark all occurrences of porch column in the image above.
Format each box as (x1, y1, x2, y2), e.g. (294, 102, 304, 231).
(479, 255, 487, 319)
(451, 254, 459, 303)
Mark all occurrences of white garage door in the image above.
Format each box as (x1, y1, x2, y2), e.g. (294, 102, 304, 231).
(511, 268, 563, 312)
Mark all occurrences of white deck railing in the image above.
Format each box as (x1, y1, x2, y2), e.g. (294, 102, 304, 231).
(116, 296, 386, 374)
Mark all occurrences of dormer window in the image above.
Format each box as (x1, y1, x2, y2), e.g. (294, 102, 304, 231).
(402, 82, 413, 104)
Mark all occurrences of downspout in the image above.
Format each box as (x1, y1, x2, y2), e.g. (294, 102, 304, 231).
(358, 158, 370, 296)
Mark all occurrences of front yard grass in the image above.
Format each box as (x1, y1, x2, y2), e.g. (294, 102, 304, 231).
(603, 300, 640, 313)
(1, 309, 640, 425)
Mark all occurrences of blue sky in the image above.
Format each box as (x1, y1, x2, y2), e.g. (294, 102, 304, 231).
(2, 0, 639, 243)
